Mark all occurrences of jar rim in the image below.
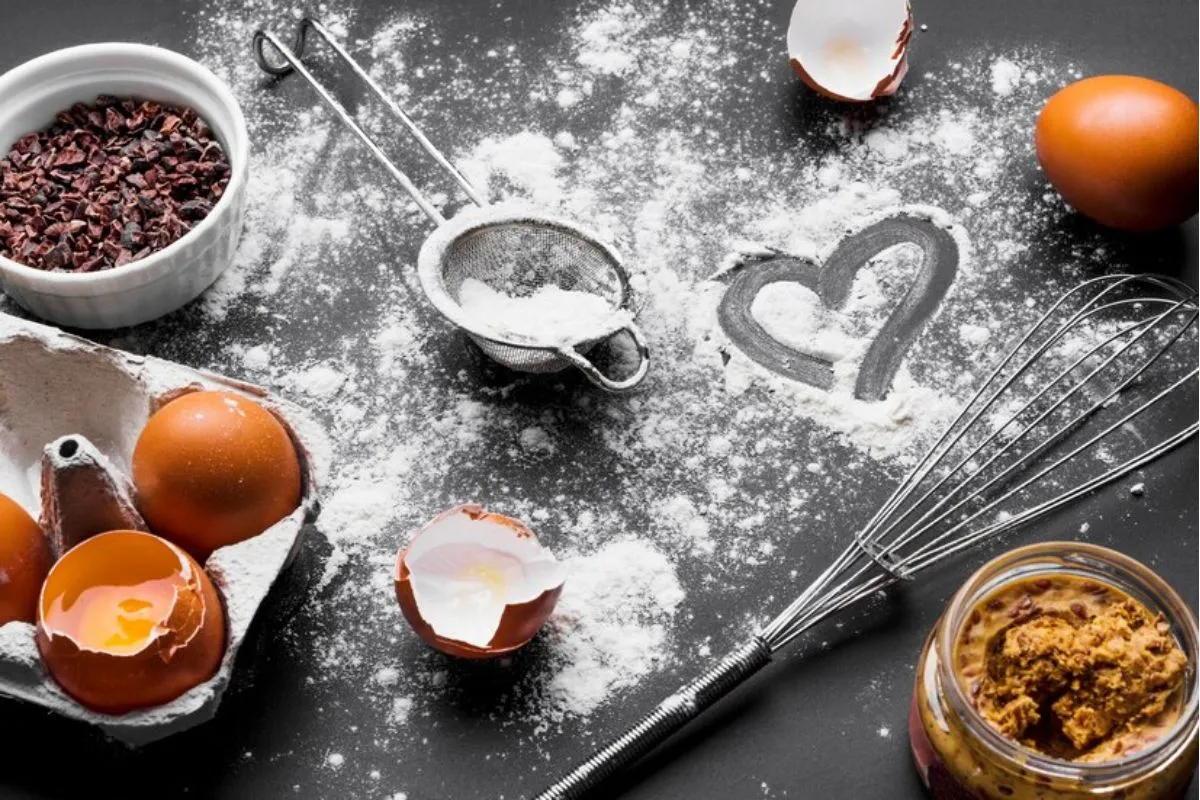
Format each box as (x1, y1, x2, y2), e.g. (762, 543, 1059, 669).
(937, 540, 1199, 781)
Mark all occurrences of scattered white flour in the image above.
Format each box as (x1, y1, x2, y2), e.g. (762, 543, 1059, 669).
(458, 131, 566, 207)
(652, 494, 716, 556)
(752, 282, 860, 363)
(878, 726, 891, 738)
(239, 344, 273, 371)
(389, 696, 414, 725)
(457, 278, 631, 344)
(326, 752, 346, 769)
(556, 88, 583, 108)
(543, 539, 685, 720)
(958, 323, 991, 347)
(519, 426, 556, 456)
(287, 365, 348, 399)
(990, 58, 1024, 96)
(374, 666, 401, 687)
(575, 3, 645, 76)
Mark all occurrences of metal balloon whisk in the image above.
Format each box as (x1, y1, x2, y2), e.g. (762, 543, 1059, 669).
(535, 273, 1199, 799)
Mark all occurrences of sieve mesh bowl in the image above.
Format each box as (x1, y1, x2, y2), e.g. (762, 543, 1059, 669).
(443, 223, 627, 304)
(417, 208, 650, 389)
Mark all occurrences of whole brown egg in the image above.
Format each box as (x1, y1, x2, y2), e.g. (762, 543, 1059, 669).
(0, 492, 52, 625)
(1035, 76, 1199, 232)
(132, 391, 302, 561)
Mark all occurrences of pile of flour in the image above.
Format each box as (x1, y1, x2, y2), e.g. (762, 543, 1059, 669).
(457, 278, 631, 345)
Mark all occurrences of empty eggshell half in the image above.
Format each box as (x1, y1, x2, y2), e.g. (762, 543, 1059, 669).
(395, 504, 566, 659)
(787, 0, 913, 102)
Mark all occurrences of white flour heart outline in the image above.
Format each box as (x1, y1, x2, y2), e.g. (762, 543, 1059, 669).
(717, 214, 960, 402)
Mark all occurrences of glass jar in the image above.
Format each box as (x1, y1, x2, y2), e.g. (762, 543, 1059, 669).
(909, 542, 1198, 799)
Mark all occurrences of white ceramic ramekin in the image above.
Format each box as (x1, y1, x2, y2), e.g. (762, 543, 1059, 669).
(0, 43, 249, 329)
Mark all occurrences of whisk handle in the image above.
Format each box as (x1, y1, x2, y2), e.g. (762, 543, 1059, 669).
(532, 636, 772, 800)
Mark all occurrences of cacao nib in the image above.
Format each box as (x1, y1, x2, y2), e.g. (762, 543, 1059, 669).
(0, 95, 229, 272)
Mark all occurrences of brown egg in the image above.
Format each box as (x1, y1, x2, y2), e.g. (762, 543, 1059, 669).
(0, 492, 52, 625)
(36, 530, 226, 714)
(1036, 76, 1199, 231)
(133, 390, 302, 561)
(395, 505, 566, 659)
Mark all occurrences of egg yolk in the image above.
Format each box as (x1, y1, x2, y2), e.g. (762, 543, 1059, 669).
(44, 577, 178, 656)
(460, 563, 509, 599)
(821, 37, 870, 85)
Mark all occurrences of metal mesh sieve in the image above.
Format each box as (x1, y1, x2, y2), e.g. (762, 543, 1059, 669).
(253, 17, 649, 391)
(442, 224, 625, 302)
(417, 210, 647, 383)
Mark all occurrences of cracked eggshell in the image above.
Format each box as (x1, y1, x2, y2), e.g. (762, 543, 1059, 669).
(787, 0, 913, 103)
(0, 312, 329, 744)
(395, 504, 566, 659)
(36, 530, 225, 715)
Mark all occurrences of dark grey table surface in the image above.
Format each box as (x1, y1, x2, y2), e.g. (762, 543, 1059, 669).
(0, 1, 1197, 799)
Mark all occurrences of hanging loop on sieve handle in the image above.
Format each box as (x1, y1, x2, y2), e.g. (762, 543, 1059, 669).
(252, 17, 487, 226)
(556, 321, 650, 392)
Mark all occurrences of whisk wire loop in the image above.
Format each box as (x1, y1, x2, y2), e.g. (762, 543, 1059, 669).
(874, 301, 1195, 564)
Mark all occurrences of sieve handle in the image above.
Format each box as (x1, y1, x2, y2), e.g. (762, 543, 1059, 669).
(557, 322, 650, 392)
(532, 636, 773, 799)
(252, 17, 487, 225)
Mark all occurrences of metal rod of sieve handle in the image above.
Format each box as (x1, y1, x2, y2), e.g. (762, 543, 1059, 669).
(252, 17, 487, 225)
(533, 636, 773, 800)
(556, 321, 651, 392)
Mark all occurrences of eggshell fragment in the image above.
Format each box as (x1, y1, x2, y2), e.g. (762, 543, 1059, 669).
(787, 0, 913, 103)
(395, 504, 566, 659)
(36, 530, 226, 715)
(39, 434, 148, 557)
(0, 492, 52, 625)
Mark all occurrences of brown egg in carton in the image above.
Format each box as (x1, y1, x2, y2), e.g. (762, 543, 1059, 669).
(0, 312, 328, 745)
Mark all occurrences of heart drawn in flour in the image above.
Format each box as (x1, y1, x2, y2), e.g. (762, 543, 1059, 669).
(717, 214, 960, 402)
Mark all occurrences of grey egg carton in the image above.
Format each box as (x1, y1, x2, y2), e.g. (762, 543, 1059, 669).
(0, 312, 328, 745)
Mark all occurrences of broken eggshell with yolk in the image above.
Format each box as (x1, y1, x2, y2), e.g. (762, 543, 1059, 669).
(36, 530, 226, 715)
(787, 0, 913, 103)
(395, 505, 566, 659)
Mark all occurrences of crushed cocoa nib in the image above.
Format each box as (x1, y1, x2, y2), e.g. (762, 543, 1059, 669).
(0, 96, 230, 272)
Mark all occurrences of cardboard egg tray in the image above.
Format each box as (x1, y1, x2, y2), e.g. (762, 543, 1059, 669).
(0, 311, 328, 745)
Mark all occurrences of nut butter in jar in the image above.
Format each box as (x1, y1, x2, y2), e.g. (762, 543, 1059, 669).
(910, 542, 1198, 799)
